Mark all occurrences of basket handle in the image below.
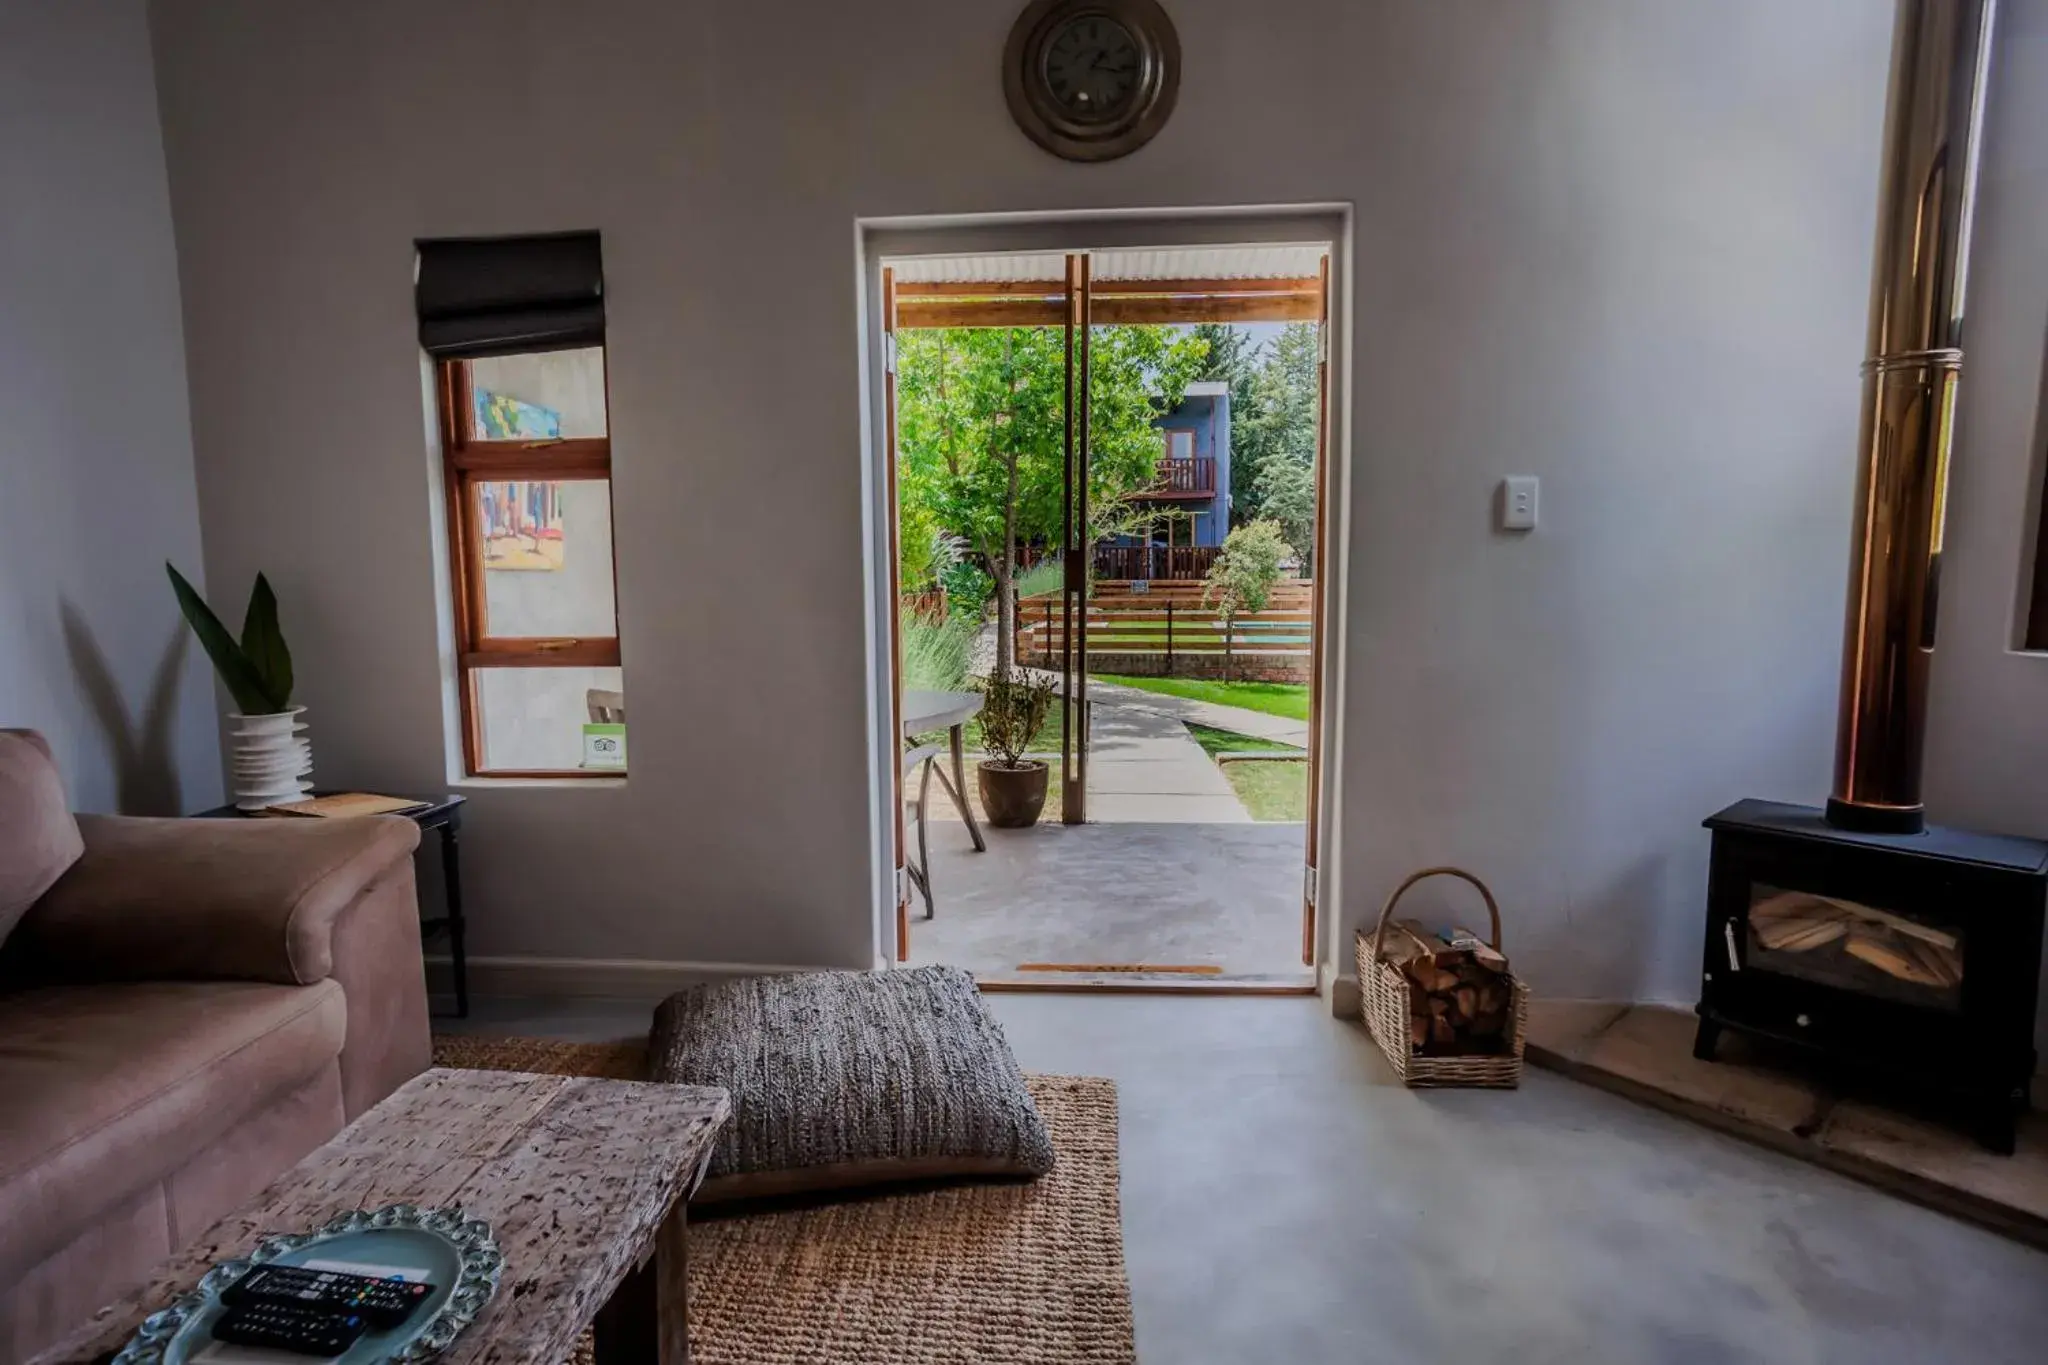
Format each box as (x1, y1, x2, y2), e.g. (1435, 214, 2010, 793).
(1369, 866, 1503, 966)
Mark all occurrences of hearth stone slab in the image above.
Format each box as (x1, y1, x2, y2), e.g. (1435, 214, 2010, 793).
(1527, 1002, 2048, 1250)
(1818, 1102, 2048, 1237)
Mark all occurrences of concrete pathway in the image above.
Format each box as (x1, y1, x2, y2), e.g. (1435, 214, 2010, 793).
(930, 697, 1249, 825)
(1012, 665, 1310, 747)
(1079, 677, 1310, 747)
(1082, 703, 1251, 824)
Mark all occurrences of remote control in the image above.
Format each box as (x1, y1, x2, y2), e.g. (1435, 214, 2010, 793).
(224, 1265, 435, 1330)
(211, 1302, 369, 1357)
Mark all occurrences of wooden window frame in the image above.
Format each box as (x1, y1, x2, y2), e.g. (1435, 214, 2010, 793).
(435, 352, 622, 778)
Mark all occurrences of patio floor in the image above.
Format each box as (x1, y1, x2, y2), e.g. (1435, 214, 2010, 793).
(906, 686, 1310, 979)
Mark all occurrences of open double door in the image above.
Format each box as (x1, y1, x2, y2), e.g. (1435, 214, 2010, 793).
(882, 248, 1333, 972)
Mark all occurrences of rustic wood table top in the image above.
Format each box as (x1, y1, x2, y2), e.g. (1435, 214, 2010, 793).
(31, 1068, 730, 1365)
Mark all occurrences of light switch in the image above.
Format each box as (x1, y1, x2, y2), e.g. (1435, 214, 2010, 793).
(1499, 476, 1539, 531)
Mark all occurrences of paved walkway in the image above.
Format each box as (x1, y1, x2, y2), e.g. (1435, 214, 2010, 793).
(1078, 677, 1310, 747)
(976, 623, 1309, 747)
(1083, 704, 1250, 824)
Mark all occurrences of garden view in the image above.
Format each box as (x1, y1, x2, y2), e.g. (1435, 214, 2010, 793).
(897, 318, 1322, 822)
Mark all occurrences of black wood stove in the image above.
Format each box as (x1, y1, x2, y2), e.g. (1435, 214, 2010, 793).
(1692, 0, 2044, 1155)
(1695, 800, 2046, 1152)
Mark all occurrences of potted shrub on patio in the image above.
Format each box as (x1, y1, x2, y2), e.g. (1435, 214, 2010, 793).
(976, 667, 1056, 828)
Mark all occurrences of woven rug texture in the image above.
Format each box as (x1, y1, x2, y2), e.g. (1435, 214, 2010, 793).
(431, 1035, 1135, 1364)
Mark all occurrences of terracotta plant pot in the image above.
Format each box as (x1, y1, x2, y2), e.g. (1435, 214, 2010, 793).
(977, 759, 1049, 828)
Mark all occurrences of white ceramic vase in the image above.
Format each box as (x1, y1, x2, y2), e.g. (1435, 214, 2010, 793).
(229, 707, 313, 811)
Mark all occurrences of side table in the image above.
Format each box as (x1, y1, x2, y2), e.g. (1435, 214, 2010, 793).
(191, 794, 470, 1018)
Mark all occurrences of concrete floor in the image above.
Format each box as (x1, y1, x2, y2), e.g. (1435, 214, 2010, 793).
(445, 992, 2048, 1364)
(907, 817, 1307, 977)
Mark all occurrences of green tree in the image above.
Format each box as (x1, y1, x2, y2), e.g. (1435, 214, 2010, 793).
(1253, 448, 1316, 569)
(897, 325, 1207, 673)
(1203, 519, 1294, 681)
(1234, 323, 1322, 568)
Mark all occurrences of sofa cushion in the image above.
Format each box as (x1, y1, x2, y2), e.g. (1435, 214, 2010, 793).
(22, 814, 419, 986)
(0, 979, 346, 1286)
(649, 965, 1054, 1203)
(0, 731, 83, 949)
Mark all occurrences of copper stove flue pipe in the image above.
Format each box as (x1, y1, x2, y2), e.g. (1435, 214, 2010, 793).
(1827, 0, 1997, 835)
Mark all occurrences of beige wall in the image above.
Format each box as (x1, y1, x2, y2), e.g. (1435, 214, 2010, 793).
(0, 0, 221, 816)
(149, 0, 1902, 990)
(1923, 0, 2048, 1050)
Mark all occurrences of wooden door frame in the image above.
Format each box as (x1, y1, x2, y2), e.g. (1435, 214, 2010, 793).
(860, 208, 1351, 978)
(882, 267, 911, 960)
(1060, 252, 1093, 824)
(1302, 254, 1332, 964)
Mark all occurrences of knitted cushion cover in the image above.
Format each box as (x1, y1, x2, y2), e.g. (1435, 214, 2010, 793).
(649, 964, 1055, 1204)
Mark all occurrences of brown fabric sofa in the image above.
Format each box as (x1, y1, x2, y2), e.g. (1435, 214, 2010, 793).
(0, 731, 432, 1361)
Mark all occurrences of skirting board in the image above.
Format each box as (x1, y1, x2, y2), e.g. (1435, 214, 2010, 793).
(1326, 967, 1361, 1019)
(425, 953, 825, 1002)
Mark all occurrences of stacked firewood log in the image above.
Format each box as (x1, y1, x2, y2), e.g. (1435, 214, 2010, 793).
(1381, 920, 1514, 1055)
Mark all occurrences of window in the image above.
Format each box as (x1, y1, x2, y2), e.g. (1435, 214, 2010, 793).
(1166, 428, 1195, 462)
(436, 346, 624, 776)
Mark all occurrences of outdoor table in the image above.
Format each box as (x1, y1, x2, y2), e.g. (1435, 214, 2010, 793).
(901, 688, 987, 853)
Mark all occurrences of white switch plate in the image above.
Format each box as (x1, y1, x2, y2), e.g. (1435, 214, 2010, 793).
(1499, 476, 1539, 531)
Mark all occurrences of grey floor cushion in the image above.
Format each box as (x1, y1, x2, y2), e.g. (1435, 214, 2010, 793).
(649, 964, 1055, 1203)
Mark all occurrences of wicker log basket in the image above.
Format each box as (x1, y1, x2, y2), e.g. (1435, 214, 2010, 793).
(1357, 866, 1529, 1088)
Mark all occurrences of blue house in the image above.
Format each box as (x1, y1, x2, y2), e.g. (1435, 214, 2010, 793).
(1101, 381, 1233, 580)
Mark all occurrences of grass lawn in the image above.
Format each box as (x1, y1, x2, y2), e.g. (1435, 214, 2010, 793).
(1183, 723, 1303, 757)
(917, 706, 1067, 761)
(1216, 758, 1307, 823)
(1094, 674, 1310, 722)
(1184, 722, 1306, 822)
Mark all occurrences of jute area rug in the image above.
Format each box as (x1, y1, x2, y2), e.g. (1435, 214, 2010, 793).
(430, 1036, 1136, 1364)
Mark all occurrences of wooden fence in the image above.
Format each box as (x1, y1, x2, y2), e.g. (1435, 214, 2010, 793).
(1015, 582, 1314, 683)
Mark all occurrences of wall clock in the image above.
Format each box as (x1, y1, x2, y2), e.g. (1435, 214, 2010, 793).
(1003, 0, 1180, 163)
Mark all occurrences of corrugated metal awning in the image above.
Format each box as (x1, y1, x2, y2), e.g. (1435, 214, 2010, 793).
(888, 244, 1326, 285)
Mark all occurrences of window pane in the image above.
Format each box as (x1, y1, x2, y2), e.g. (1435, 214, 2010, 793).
(467, 346, 607, 439)
(476, 479, 617, 637)
(475, 666, 625, 772)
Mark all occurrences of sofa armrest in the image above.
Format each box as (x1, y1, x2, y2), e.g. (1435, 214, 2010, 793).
(19, 814, 421, 985)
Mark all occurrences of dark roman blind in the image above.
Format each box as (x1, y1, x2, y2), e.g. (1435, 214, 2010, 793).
(415, 231, 603, 359)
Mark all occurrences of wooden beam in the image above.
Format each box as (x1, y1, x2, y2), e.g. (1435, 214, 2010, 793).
(1092, 275, 1324, 297)
(463, 638, 622, 668)
(450, 438, 613, 476)
(897, 292, 1320, 329)
(894, 275, 1322, 299)
(896, 298, 1064, 329)
(894, 279, 1065, 299)
(1096, 293, 1320, 324)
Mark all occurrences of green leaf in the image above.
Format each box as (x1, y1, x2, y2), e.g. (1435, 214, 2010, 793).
(239, 572, 293, 711)
(166, 562, 276, 715)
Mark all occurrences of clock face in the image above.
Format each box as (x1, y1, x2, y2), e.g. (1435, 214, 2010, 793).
(1004, 0, 1179, 162)
(1041, 15, 1143, 123)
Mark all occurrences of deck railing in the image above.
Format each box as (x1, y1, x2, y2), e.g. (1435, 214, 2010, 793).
(1127, 456, 1216, 498)
(1091, 544, 1222, 581)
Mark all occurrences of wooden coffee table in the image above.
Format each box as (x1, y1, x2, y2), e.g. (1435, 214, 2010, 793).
(29, 1068, 729, 1365)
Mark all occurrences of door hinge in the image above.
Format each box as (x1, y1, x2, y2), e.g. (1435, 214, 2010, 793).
(895, 866, 909, 906)
(1723, 920, 1742, 972)
(884, 332, 898, 376)
(1303, 864, 1317, 906)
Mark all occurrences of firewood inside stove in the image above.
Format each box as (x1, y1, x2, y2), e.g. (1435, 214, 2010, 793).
(1746, 889, 1962, 990)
